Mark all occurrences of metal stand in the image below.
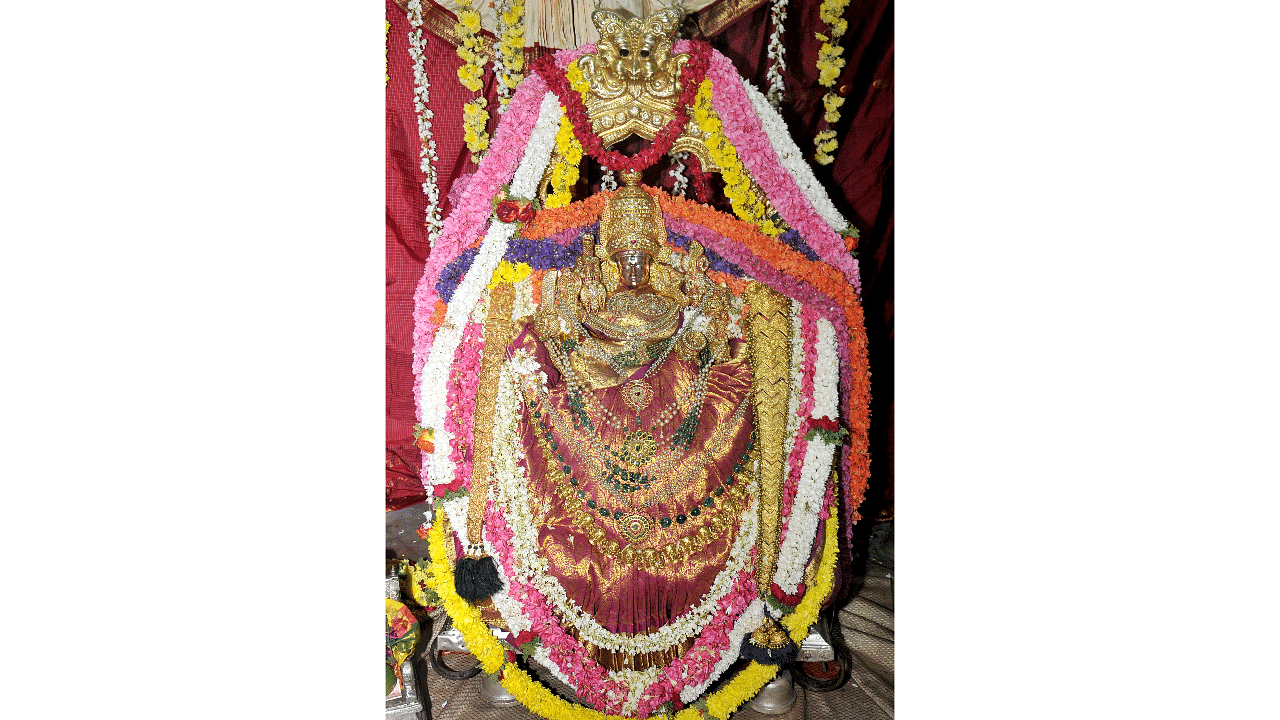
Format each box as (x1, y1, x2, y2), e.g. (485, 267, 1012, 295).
(747, 668, 797, 715)
(479, 672, 520, 706)
(428, 617, 482, 681)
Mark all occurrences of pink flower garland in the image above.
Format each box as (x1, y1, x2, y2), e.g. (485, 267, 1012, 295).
(438, 318, 485, 496)
(704, 50, 862, 296)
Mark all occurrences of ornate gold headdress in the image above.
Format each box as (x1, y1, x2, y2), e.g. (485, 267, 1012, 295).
(599, 170, 665, 258)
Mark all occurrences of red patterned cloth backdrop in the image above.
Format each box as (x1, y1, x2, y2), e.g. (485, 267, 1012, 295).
(386, 0, 893, 530)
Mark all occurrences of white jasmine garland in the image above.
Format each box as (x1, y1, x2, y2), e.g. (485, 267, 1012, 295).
(510, 92, 563, 198)
(442, 494, 472, 548)
(765, 0, 789, 108)
(773, 436, 835, 593)
(492, 0, 513, 111)
(601, 168, 618, 191)
(726, 292, 745, 339)
(740, 78, 850, 235)
(668, 151, 689, 197)
(812, 318, 839, 420)
(406, 0, 444, 243)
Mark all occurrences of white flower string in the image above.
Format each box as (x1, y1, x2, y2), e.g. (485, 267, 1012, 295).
(667, 151, 689, 197)
(773, 437, 835, 593)
(812, 318, 839, 418)
(765, 0, 788, 108)
(600, 168, 618, 191)
(406, 0, 444, 244)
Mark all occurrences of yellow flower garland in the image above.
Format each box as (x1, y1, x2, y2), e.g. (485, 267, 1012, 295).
(691, 80, 782, 236)
(546, 115, 584, 208)
(814, 0, 851, 164)
(455, 7, 490, 161)
(455, 8, 487, 92)
(424, 520, 506, 673)
(496, 0, 526, 104)
(565, 59, 590, 95)
(463, 97, 491, 158)
(423, 503, 840, 720)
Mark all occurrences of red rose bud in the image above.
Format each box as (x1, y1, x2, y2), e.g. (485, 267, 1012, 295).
(518, 204, 536, 222)
(495, 201, 519, 223)
(415, 525, 431, 540)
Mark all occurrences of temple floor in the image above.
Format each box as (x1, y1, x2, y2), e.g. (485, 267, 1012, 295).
(407, 568, 893, 720)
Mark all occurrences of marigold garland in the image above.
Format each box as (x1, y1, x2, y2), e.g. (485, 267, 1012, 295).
(546, 114, 584, 208)
(691, 80, 782, 236)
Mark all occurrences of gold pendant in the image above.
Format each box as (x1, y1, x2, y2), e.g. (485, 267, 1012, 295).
(621, 379, 654, 411)
(618, 513, 653, 544)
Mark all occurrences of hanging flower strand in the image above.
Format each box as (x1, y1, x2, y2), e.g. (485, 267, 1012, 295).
(455, 5, 491, 161)
(493, 0, 526, 113)
(765, 0, 788, 107)
(814, 0, 850, 164)
(406, 0, 444, 243)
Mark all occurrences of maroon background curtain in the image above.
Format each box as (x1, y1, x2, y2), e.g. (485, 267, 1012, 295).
(385, 0, 893, 527)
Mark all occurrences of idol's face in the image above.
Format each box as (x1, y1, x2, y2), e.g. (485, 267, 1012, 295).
(615, 250, 652, 288)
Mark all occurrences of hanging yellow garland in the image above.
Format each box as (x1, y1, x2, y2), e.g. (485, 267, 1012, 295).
(495, 0, 527, 106)
(463, 97, 491, 157)
(546, 115, 584, 208)
(455, 8, 487, 91)
(422, 506, 840, 720)
(691, 79, 782, 236)
(814, 0, 851, 164)
(455, 7, 490, 161)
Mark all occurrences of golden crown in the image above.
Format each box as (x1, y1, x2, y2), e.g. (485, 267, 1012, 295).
(600, 170, 665, 258)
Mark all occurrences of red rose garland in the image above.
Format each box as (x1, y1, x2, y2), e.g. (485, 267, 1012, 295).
(532, 41, 712, 174)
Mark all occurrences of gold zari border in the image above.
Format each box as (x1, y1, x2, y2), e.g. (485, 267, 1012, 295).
(744, 282, 791, 596)
(467, 284, 518, 542)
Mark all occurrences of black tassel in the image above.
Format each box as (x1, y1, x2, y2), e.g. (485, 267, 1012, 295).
(454, 553, 503, 601)
(739, 618, 799, 665)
